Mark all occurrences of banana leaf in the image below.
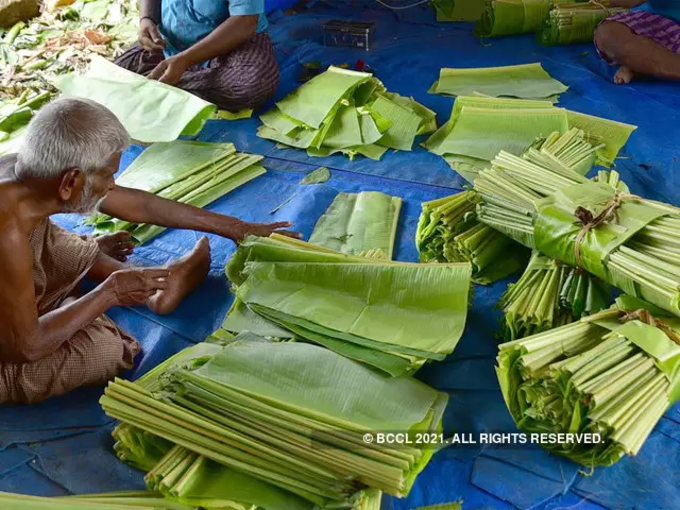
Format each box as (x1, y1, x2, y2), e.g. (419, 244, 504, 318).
(566, 111, 637, 167)
(432, 0, 484, 21)
(309, 191, 402, 260)
(538, 4, 626, 47)
(299, 166, 331, 185)
(429, 63, 568, 100)
(0, 491, 197, 509)
(54, 56, 216, 143)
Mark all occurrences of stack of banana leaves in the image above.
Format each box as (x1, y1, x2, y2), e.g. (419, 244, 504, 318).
(308, 191, 403, 260)
(224, 234, 472, 376)
(431, 0, 485, 21)
(416, 191, 530, 284)
(257, 66, 437, 161)
(538, 4, 628, 46)
(85, 141, 265, 244)
(428, 63, 568, 102)
(101, 330, 448, 508)
(424, 95, 637, 183)
(475, 0, 592, 37)
(473, 125, 680, 319)
(0, 0, 139, 100)
(0, 89, 50, 156)
(0, 491, 199, 509)
(497, 295, 680, 467)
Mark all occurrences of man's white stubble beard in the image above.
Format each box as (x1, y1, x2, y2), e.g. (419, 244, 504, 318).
(62, 178, 107, 215)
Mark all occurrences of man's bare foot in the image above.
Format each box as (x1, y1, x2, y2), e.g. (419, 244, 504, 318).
(614, 66, 635, 85)
(147, 237, 211, 315)
(96, 231, 135, 262)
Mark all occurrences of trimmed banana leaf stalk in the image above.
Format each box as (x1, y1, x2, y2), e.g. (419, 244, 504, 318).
(225, 235, 472, 376)
(499, 251, 611, 340)
(0, 490, 196, 509)
(257, 66, 436, 161)
(101, 339, 448, 504)
(416, 190, 529, 284)
(538, 4, 627, 46)
(497, 295, 680, 467)
(474, 138, 680, 318)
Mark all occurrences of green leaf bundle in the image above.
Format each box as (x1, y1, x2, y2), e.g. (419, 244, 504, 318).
(497, 296, 680, 467)
(474, 134, 680, 319)
(309, 191, 402, 260)
(538, 4, 628, 46)
(100, 340, 448, 504)
(475, 0, 588, 37)
(416, 190, 529, 284)
(429, 63, 568, 101)
(499, 251, 611, 339)
(0, 490, 197, 509)
(431, 0, 484, 21)
(257, 66, 436, 160)
(85, 141, 265, 244)
(54, 56, 216, 143)
(225, 234, 472, 376)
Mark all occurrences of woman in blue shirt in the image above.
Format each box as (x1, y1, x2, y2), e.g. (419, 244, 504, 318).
(115, 0, 279, 111)
(594, 0, 680, 84)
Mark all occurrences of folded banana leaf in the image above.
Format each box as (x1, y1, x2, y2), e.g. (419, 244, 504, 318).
(54, 56, 216, 142)
(432, 0, 484, 21)
(309, 191, 402, 260)
(101, 339, 447, 504)
(416, 191, 529, 284)
(538, 3, 626, 46)
(258, 67, 436, 160)
(476, 0, 587, 37)
(429, 63, 568, 100)
(226, 235, 471, 375)
(86, 141, 265, 244)
(497, 295, 680, 467)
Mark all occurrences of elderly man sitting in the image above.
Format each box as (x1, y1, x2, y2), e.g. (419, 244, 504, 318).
(595, 0, 680, 84)
(0, 98, 296, 404)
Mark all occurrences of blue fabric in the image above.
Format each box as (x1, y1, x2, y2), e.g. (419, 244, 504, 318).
(646, 0, 680, 22)
(161, 0, 268, 59)
(1, 3, 680, 509)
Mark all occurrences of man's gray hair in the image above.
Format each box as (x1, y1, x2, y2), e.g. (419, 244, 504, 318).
(17, 97, 130, 179)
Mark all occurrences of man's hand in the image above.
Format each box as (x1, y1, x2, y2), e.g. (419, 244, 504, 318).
(104, 268, 170, 307)
(148, 56, 190, 85)
(96, 231, 136, 262)
(228, 220, 302, 244)
(139, 18, 165, 54)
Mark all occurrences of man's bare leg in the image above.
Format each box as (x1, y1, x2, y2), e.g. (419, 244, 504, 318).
(147, 237, 211, 315)
(595, 21, 680, 84)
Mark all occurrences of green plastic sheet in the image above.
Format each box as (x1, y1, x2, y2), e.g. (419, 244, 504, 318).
(54, 56, 216, 142)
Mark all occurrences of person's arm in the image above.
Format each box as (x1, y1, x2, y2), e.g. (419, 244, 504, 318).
(607, 0, 646, 8)
(0, 224, 168, 363)
(148, 15, 258, 84)
(100, 186, 300, 243)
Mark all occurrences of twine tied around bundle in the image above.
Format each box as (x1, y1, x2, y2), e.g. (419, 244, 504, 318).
(620, 308, 680, 347)
(573, 192, 626, 267)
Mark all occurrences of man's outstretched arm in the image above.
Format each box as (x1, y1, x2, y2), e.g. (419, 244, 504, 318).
(99, 186, 300, 243)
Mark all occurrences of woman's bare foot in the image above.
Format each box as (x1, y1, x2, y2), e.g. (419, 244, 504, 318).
(96, 231, 135, 262)
(147, 237, 211, 315)
(614, 66, 635, 85)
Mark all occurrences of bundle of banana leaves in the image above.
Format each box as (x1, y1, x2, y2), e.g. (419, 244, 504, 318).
(425, 95, 636, 185)
(416, 190, 530, 284)
(497, 295, 680, 466)
(85, 141, 265, 244)
(225, 234, 471, 376)
(538, 4, 627, 45)
(499, 251, 610, 339)
(0, 0, 138, 100)
(475, 0, 591, 37)
(101, 336, 448, 505)
(309, 191, 403, 260)
(0, 89, 50, 155)
(474, 132, 680, 318)
(257, 66, 437, 160)
(0, 491, 197, 509)
(429, 63, 567, 102)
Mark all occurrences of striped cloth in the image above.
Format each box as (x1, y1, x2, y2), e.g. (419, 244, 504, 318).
(0, 219, 139, 404)
(601, 11, 680, 58)
(116, 32, 279, 112)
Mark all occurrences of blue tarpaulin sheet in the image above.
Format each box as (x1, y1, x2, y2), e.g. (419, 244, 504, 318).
(1, 2, 679, 509)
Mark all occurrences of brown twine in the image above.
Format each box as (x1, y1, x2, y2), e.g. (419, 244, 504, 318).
(620, 308, 680, 347)
(588, 0, 611, 15)
(573, 193, 624, 267)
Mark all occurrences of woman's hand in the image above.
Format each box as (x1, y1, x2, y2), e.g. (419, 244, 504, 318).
(226, 220, 302, 244)
(139, 18, 166, 54)
(148, 55, 190, 85)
